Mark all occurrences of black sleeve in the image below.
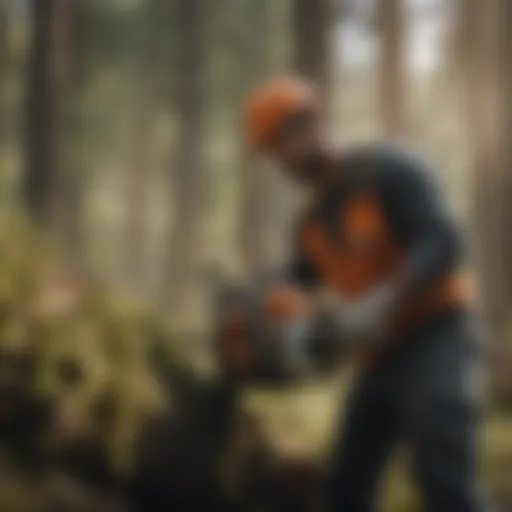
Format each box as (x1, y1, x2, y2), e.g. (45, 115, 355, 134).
(288, 252, 318, 289)
(286, 220, 320, 290)
(377, 146, 464, 294)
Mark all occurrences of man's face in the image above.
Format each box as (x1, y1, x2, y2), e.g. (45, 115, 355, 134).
(266, 110, 327, 185)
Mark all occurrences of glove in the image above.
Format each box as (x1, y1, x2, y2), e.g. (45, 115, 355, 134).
(273, 317, 316, 375)
(262, 285, 316, 377)
(264, 284, 313, 320)
(322, 280, 402, 347)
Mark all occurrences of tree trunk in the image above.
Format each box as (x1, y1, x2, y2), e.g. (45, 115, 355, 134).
(499, 0, 512, 310)
(62, 0, 89, 264)
(460, 0, 506, 327)
(0, 0, 9, 149)
(125, 0, 160, 294)
(167, 0, 207, 315)
(292, 0, 332, 107)
(25, 0, 72, 229)
(125, 106, 155, 293)
(238, 0, 274, 276)
(377, 0, 407, 137)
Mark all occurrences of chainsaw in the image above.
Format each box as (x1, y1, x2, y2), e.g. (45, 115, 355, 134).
(211, 275, 342, 385)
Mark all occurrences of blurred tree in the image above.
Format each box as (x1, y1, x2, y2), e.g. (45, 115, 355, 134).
(377, 0, 408, 137)
(292, 0, 332, 106)
(0, 0, 9, 149)
(167, 0, 208, 315)
(125, 0, 164, 294)
(205, 0, 293, 273)
(61, 0, 92, 265)
(24, 0, 73, 230)
(500, 0, 512, 312)
(237, 0, 276, 275)
(459, 0, 508, 328)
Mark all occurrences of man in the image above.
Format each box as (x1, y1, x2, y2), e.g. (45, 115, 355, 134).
(242, 77, 489, 511)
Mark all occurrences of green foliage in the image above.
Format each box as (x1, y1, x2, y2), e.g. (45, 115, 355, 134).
(0, 215, 198, 474)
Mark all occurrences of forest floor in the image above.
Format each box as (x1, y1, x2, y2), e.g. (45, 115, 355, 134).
(247, 380, 512, 512)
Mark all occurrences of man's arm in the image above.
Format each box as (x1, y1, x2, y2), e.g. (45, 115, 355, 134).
(286, 219, 320, 290)
(378, 146, 464, 296)
(287, 253, 319, 290)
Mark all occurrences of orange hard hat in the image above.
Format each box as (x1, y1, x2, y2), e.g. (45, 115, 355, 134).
(243, 77, 318, 148)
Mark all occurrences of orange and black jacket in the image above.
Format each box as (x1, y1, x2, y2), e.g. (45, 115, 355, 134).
(289, 143, 470, 340)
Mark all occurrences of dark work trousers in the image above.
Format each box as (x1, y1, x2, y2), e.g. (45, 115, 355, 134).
(330, 309, 490, 512)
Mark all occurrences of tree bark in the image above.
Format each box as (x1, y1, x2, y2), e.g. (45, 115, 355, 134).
(167, 0, 207, 314)
(125, 105, 155, 293)
(25, 0, 72, 229)
(0, 0, 9, 148)
(292, 0, 332, 108)
(125, 0, 161, 294)
(460, 0, 507, 326)
(499, 0, 512, 309)
(377, 0, 408, 137)
(62, 0, 89, 264)
(238, 0, 274, 276)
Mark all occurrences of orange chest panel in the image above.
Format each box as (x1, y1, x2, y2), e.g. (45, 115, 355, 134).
(302, 195, 403, 297)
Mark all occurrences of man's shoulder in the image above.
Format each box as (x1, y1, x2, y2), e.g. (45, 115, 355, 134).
(339, 140, 426, 170)
(344, 141, 435, 186)
(333, 141, 443, 212)
(299, 143, 434, 224)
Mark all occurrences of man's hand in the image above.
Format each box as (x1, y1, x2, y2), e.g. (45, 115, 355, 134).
(323, 280, 403, 346)
(264, 284, 316, 375)
(264, 284, 313, 320)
